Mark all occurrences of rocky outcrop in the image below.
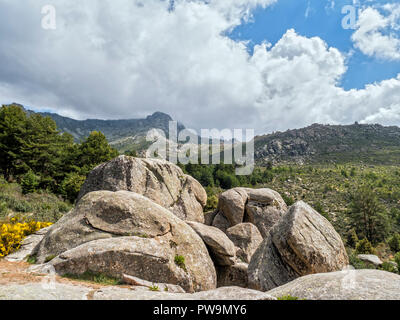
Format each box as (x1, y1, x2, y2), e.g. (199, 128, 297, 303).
(245, 189, 288, 238)
(267, 269, 400, 300)
(217, 263, 248, 288)
(357, 254, 383, 267)
(211, 212, 230, 232)
(77, 156, 207, 223)
(248, 201, 348, 291)
(218, 188, 248, 226)
(45, 237, 202, 291)
(214, 188, 287, 237)
(33, 191, 217, 293)
(226, 223, 263, 263)
(122, 274, 185, 293)
(0, 283, 276, 300)
(187, 222, 236, 266)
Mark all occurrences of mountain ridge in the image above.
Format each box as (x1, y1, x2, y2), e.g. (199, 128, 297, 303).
(8, 103, 400, 164)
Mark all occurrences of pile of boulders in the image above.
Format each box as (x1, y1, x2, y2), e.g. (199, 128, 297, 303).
(10, 156, 400, 300)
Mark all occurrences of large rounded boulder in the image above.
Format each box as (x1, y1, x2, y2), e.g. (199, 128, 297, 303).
(248, 201, 348, 291)
(77, 156, 207, 223)
(267, 269, 400, 300)
(214, 188, 287, 237)
(33, 191, 217, 292)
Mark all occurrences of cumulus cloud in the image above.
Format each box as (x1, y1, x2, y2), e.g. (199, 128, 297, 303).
(352, 4, 400, 61)
(0, 0, 400, 135)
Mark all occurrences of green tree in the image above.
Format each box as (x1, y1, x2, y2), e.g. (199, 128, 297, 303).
(0, 104, 28, 180)
(21, 113, 71, 190)
(388, 233, 400, 253)
(60, 172, 86, 202)
(77, 131, 119, 174)
(346, 228, 359, 248)
(395, 252, 400, 269)
(348, 186, 390, 244)
(355, 238, 375, 254)
(21, 170, 39, 194)
(124, 149, 138, 157)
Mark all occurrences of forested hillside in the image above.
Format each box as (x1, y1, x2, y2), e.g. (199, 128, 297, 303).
(0, 104, 118, 202)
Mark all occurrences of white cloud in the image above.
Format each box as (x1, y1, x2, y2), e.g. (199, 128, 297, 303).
(352, 4, 400, 60)
(0, 0, 400, 135)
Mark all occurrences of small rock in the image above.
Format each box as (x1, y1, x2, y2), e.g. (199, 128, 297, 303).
(357, 254, 383, 267)
(226, 223, 263, 263)
(187, 222, 236, 266)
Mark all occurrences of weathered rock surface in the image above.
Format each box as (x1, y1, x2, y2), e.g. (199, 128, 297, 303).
(187, 222, 236, 266)
(6, 227, 51, 262)
(245, 189, 287, 238)
(226, 223, 263, 263)
(357, 254, 383, 267)
(0, 283, 92, 300)
(211, 212, 230, 232)
(122, 274, 185, 293)
(217, 263, 249, 288)
(216, 188, 287, 237)
(248, 201, 348, 291)
(33, 191, 216, 292)
(204, 210, 218, 226)
(218, 188, 248, 226)
(77, 156, 207, 222)
(0, 283, 275, 300)
(267, 270, 400, 300)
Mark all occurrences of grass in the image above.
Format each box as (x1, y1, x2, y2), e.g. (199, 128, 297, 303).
(26, 254, 37, 265)
(277, 295, 302, 300)
(62, 271, 122, 286)
(149, 285, 160, 292)
(0, 179, 72, 223)
(44, 254, 57, 263)
(174, 255, 187, 271)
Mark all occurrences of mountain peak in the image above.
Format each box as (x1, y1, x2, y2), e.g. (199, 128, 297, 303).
(146, 112, 173, 122)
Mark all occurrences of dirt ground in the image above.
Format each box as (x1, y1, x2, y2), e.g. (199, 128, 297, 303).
(0, 259, 127, 290)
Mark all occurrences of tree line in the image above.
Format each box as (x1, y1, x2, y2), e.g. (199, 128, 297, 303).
(0, 104, 118, 201)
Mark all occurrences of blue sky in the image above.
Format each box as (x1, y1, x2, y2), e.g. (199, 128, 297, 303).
(1, 0, 400, 133)
(230, 0, 400, 90)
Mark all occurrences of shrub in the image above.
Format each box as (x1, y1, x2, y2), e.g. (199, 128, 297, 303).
(205, 195, 218, 211)
(388, 233, 400, 253)
(282, 194, 295, 206)
(21, 171, 39, 195)
(355, 238, 375, 255)
(0, 218, 52, 257)
(60, 172, 86, 203)
(395, 252, 400, 269)
(380, 262, 398, 274)
(346, 229, 359, 248)
(174, 255, 187, 271)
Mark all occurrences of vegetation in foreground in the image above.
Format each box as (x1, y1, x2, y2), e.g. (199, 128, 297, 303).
(0, 217, 52, 258)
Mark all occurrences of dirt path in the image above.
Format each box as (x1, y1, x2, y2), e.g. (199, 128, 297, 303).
(0, 259, 128, 290)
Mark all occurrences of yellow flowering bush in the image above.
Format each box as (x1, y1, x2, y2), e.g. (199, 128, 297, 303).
(0, 217, 52, 258)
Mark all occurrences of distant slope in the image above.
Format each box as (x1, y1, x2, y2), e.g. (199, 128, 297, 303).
(254, 123, 400, 165)
(36, 110, 185, 154)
